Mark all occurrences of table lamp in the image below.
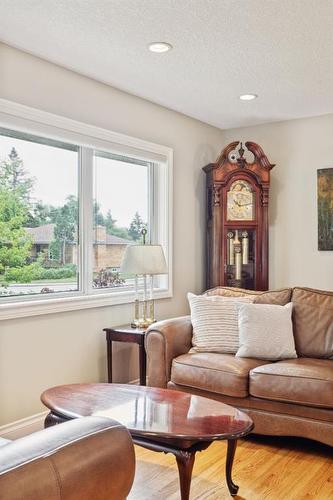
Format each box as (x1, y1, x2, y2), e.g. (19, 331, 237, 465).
(120, 234, 168, 328)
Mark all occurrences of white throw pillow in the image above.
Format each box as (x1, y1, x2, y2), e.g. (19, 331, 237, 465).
(236, 302, 297, 360)
(188, 292, 255, 354)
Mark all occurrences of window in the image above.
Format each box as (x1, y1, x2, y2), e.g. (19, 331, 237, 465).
(0, 129, 79, 297)
(93, 151, 151, 290)
(0, 100, 172, 318)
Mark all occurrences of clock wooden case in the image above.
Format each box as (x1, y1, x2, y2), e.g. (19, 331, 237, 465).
(203, 141, 275, 291)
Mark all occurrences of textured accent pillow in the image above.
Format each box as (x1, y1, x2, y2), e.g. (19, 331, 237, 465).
(188, 293, 255, 354)
(236, 302, 297, 360)
(291, 287, 333, 359)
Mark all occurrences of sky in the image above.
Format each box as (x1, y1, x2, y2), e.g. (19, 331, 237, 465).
(0, 135, 147, 227)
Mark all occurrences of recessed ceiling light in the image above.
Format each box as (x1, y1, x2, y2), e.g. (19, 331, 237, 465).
(148, 42, 173, 53)
(239, 94, 258, 101)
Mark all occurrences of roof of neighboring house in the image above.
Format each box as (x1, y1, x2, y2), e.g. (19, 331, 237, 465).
(25, 224, 132, 246)
(26, 224, 55, 244)
(105, 234, 133, 245)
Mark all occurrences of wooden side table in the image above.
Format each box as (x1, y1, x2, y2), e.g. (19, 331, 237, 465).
(103, 325, 147, 385)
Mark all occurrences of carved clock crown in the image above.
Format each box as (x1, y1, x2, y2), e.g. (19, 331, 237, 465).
(214, 141, 275, 171)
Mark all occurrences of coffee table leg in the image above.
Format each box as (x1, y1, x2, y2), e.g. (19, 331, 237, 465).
(226, 439, 239, 496)
(175, 450, 196, 500)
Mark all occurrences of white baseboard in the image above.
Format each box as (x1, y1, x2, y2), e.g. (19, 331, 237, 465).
(0, 411, 48, 440)
(0, 382, 143, 440)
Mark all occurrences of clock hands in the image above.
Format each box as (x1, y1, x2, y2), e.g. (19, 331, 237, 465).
(234, 198, 252, 207)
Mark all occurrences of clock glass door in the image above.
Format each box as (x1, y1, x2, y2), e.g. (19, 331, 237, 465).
(226, 229, 256, 289)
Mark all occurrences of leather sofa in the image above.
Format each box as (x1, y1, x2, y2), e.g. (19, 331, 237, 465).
(145, 286, 333, 447)
(0, 416, 135, 499)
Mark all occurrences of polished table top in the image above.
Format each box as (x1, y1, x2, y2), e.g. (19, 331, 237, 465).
(41, 383, 253, 441)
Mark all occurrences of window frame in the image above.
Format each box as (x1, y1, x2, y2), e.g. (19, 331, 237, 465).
(0, 99, 173, 320)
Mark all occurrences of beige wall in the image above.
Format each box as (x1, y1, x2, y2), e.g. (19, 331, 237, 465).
(222, 116, 333, 289)
(1, 43, 332, 426)
(0, 44, 223, 425)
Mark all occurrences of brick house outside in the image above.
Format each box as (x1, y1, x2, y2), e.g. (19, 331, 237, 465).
(26, 224, 132, 272)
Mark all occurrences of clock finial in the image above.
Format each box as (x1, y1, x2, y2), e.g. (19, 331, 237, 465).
(237, 142, 247, 168)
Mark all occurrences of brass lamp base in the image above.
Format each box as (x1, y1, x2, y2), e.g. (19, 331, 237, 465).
(131, 318, 156, 329)
(131, 298, 156, 329)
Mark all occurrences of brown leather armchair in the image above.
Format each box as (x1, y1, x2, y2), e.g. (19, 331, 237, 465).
(0, 416, 135, 500)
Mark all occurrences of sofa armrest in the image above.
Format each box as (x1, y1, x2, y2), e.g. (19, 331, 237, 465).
(145, 316, 193, 387)
(0, 416, 135, 500)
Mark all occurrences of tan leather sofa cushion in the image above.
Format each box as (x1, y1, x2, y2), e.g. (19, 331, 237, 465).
(291, 287, 333, 358)
(205, 286, 292, 305)
(171, 352, 268, 398)
(250, 358, 333, 408)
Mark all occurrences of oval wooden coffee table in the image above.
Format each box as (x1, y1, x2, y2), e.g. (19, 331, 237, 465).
(41, 384, 253, 499)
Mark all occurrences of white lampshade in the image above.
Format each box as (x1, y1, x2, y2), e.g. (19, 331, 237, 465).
(120, 244, 168, 275)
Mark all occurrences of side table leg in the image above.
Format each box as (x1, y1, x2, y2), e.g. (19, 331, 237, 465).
(226, 439, 239, 496)
(175, 450, 196, 500)
(139, 344, 147, 385)
(107, 338, 113, 383)
(44, 412, 67, 428)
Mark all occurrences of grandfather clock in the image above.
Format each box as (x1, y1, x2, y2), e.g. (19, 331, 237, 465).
(203, 141, 275, 291)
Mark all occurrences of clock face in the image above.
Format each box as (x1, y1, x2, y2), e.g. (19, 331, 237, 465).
(227, 180, 255, 221)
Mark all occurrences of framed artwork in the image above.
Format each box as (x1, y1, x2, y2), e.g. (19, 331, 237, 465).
(318, 168, 333, 251)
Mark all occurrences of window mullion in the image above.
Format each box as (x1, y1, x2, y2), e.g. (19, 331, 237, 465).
(148, 162, 155, 244)
(79, 147, 94, 295)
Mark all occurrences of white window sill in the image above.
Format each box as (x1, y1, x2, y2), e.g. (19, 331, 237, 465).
(0, 288, 172, 321)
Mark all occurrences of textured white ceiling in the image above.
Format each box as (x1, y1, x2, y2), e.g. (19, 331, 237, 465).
(0, 0, 333, 129)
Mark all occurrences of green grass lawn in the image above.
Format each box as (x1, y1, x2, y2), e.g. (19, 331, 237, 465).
(0, 275, 77, 285)
(1, 269, 129, 286)
(30, 277, 77, 284)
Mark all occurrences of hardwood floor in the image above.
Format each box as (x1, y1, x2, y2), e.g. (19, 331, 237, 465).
(129, 435, 333, 500)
